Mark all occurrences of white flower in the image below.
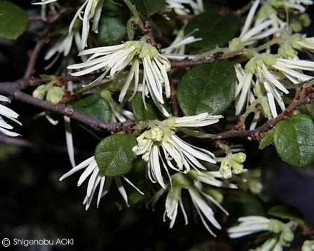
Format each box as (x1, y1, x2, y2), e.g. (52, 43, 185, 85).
(295, 35, 314, 51)
(161, 29, 201, 60)
(228, 216, 296, 250)
(0, 95, 21, 137)
(235, 54, 290, 118)
(45, 32, 82, 62)
(272, 58, 314, 84)
(228, 216, 273, 238)
(154, 171, 236, 236)
(32, 0, 58, 5)
(229, 0, 284, 50)
(68, 40, 171, 116)
(133, 113, 222, 188)
(166, 0, 204, 15)
(59, 156, 142, 210)
(234, 64, 256, 115)
(69, 0, 104, 50)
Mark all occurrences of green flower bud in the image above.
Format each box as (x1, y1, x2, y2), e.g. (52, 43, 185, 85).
(232, 161, 244, 174)
(46, 86, 64, 104)
(100, 89, 112, 101)
(300, 14, 311, 27)
(33, 85, 48, 100)
(302, 240, 314, 251)
(220, 157, 232, 179)
(249, 180, 263, 194)
(280, 229, 294, 243)
(291, 20, 303, 32)
(207, 189, 224, 204)
(233, 152, 247, 163)
(228, 38, 242, 51)
(269, 219, 284, 233)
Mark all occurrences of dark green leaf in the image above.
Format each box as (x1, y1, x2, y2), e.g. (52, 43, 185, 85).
(268, 205, 304, 221)
(274, 114, 314, 168)
(177, 61, 236, 115)
(72, 94, 111, 122)
(131, 93, 161, 120)
(0, 1, 28, 40)
(227, 192, 265, 219)
(303, 103, 314, 118)
(259, 130, 274, 150)
(98, 17, 127, 45)
(185, 10, 240, 51)
(130, 0, 165, 17)
(95, 134, 137, 177)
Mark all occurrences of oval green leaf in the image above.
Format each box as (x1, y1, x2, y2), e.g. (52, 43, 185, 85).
(72, 94, 111, 122)
(130, 0, 165, 17)
(95, 134, 137, 177)
(0, 1, 28, 40)
(268, 205, 304, 222)
(185, 10, 240, 51)
(98, 17, 127, 45)
(274, 114, 314, 168)
(177, 61, 236, 115)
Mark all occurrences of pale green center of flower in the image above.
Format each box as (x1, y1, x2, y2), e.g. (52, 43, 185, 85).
(151, 127, 164, 142)
(139, 43, 159, 59)
(256, 4, 277, 22)
(124, 41, 143, 55)
(245, 54, 277, 74)
(172, 173, 190, 189)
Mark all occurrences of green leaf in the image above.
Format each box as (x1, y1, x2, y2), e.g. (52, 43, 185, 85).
(274, 114, 314, 168)
(227, 192, 265, 218)
(130, 0, 166, 17)
(268, 205, 304, 221)
(94, 134, 137, 177)
(303, 103, 314, 118)
(0, 1, 28, 40)
(177, 61, 236, 115)
(259, 130, 274, 150)
(72, 94, 111, 122)
(131, 93, 161, 120)
(185, 10, 240, 51)
(98, 17, 127, 45)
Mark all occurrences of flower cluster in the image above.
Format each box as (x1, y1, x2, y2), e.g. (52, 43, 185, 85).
(25, 0, 313, 244)
(59, 156, 143, 210)
(133, 113, 222, 188)
(68, 39, 171, 116)
(153, 171, 236, 236)
(231, 0, 314, 127)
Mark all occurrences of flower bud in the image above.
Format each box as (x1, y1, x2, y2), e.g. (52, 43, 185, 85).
(33, 85, 48, 100)
(46, 86, 65, 104)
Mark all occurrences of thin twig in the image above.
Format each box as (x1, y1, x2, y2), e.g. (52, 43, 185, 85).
(23, 36, 49, 79)
(0, 82, 136, 133)
(214, 86, 314, 141)
(170, 55, 221, 68)
(170, 81, 179, 116)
